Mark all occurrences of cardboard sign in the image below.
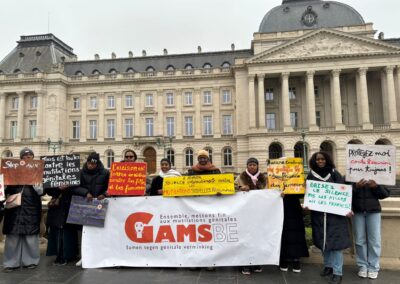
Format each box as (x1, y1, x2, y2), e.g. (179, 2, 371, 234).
(0, 174, 5, 201)
(345, 144, 396, 186)
(41, 154, 81, 189)
(162, 174, 235, 197)
(67, 195, 109, 227)
(108, 162, 147, 196)
(0, 159, 44, 185)
(267, 158, 305, 194)
(304, 180, 352, 216)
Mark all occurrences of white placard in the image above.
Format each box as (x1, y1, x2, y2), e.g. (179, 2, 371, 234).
(304, 180, 352, 216)
(0, 174, 4, 201)
(345, 144, 396, 185)
(82, 190, 283, 268)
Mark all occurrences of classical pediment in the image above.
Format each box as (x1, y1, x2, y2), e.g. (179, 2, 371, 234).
(248, 29, 400, 64)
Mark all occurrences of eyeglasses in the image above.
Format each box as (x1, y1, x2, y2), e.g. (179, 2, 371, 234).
(125, 156, 134, 158)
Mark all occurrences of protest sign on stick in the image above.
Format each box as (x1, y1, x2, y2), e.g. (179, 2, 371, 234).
(267, 158, 305, 194)
(0, 159, 44, 185)
(345, 144, 396, 185)
(304, 180, 352, 216)
(67, 195, 109, 227)
(163, 174, 235, 197)
(41, 154, 81, 189)
(108, 162, 147, 196)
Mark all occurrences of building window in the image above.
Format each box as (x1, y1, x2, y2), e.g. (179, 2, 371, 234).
(107, 96, 115, 108)
(269, 143, 283, 159)
(316, 111, 321, 127)
(106, 150, 114, 169)
(146, 66, 155, 72)
(203, 116, 213, 135)
(221, 62, 231, 68)
(184, 92, 193, 105)
(89, 96, 97, 109)
(289, 87, 296, 100)
(89, 120, 97, 139)
(265, 88, 274, 101)
(222, 90, 231, 104)
(266, 113, 276, 129)
(222, 115, 233, 135)
(166, 93, 174, 106)
(125, 95, 133, 108)
(314, 86, 319, 99)
(204, 147, 213, 163)
(125, 118, 134, 138)
(1, 150, 13, 158)
(203, 63, 212, 69)
(223, 148, 233, 166)
(203, 91, 212, 105)
(12, 97, 19, 110)
(29, 120, 37, 139)
(30, 96, 38, 109)
(184, 64, 193, 70)
(10, 121, 17, 139)
(167, 149, 175, 167)
(145, 118, 154, 136)
(290, 112, 298, 128)
(185, 148, 194, 167)
(184, 116, 194, 136)
(107, 119, 115, 138)
(341, 109, 345, 124)
(166, 117, 175, 137)
(145, 94, 153, 107)
(72, 121, 80, 139)
(73, 97, 80, 110)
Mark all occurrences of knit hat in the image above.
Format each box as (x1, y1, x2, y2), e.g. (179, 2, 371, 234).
(20, 147, 34, 159)
(197, 150, 209, 158)
(87, 152, 100, 164)
(247, 157, 259, 165)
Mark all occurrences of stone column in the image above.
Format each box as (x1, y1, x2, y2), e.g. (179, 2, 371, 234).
(306, 70, 319, 132)
(355, 73, 363, 125)
(281, 72, 292, 132)
(248, 75, 256, 129)
(396, 66, 400, 122)
(176, 90, 183, 139)
(213, 87, 221, 138)
(357, 68, 373, 130)
(80, 94, 87, 142)
(257, 74, 266, 129)
(16, 92, 25, 141)
(385, 66, 400, 128)
(157, 90, 164, 136)
(34, 91, 44, 141)
(0, 93, 6, 141)
(194, 88, 202, 138)
(98, 93, 105, 141)
(116, 92, 123, 141)
(330, 70, 345, 131)
(134, 92, 141, 137)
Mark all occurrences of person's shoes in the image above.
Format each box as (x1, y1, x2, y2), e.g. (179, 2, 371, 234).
(241, 266, 251, 275)
(76, 259, 82, 266)
(368, 271, 378, 279)
(357, 270, 367, 278)
(279, 260, 288, 272)
(3, 267, 19, 273)
(23, 264, 37, 269)
(253, 265, 263, 273)
(329, 274, 342, 284)
(320, 267, 333, 276)
(292, 260, 301, 273)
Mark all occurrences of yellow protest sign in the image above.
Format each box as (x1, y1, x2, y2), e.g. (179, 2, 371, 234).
(162, 174, 235, 197)
(267, 158, 305, 194)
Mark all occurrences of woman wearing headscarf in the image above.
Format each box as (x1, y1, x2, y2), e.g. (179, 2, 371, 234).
(149, 158, 181, 196)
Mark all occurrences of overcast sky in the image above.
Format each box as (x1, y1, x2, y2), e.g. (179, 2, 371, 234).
(0, 0, 398, 61)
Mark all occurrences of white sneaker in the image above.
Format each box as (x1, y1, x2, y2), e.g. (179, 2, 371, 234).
(76, 259, 82, 267)
(368, 271, 378, 279)
(357, 270, 367, 278)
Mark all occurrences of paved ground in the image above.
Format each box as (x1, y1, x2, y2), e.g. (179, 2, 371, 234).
(0, 254, 399, 284)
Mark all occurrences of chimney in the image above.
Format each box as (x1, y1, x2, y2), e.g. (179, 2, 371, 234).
(231, 43, 235, 51)
(142, 50, 147, 56)
(163, 48, 168, 55)
(111, 52, 116, 59)
(94, 54, 100, 60)
(197, 46, 202, 53)
(128, 51, 133, 58)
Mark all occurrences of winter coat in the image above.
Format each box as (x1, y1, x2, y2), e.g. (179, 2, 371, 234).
(149, 176, 163, 196)
(352, 183, 390, 213)
(76, 161, 109, 198)
(234, 171, 267, 191)
(307, 170, 351, 251)
(3, 185, 42, 235)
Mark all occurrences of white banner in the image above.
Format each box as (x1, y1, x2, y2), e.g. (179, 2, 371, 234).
(82, 190, 283, 268)
(304, 180, 352, 216)
(345, 144, 396, 185)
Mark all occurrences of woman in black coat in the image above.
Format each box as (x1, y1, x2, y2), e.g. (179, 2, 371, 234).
(307, 151, 351, 284)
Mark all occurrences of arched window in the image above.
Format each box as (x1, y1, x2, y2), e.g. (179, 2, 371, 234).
(294, 142, 308, 160)
(184, 148, 194, 167)
(204, 147, 213, 163)
(109, 69, 118, 74)
(167, 149, 175, 167)
(375, 139, 392, 145)
(221, 62, 231, 68)
(105, 150, 114, 168)
(0, 70, 3, 74)
(126, 68, 135, 73)
(14, 69, 21, 74)
(269, 143, 282, 159)
(75, 71, 84, 76)
(184, 64, 193, 70)
(320, 141, 336, 163)
(1, 150, 13, 158)
(32, 68, 40, 73)
(92, 69, 101, 75)
(166, 65, 175, 71)
(223, 147, 233, 166)
(203, 63, 212, 69)
(146, 66, 155, 72)
(348, 139, 363, 145)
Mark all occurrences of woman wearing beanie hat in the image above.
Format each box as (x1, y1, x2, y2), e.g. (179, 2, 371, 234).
(187, 149, 221, 175)
(234, 157, 267, 275)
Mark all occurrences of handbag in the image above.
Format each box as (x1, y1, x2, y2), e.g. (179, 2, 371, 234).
(5, 186, 24, 209)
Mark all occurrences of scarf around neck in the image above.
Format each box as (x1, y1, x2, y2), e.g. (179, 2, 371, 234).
(191, 162, 219, 172)
(159, 169, 181, 178)
(245, 169, 260, 186)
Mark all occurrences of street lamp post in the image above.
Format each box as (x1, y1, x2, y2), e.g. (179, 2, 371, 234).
(156, 136, 173, 158)
(47, 138, 63, 154)
(301, 131, 309, 173)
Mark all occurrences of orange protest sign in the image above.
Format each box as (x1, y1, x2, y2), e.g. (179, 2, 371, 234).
(107, 162, 147, 196)
(0, 159, 44, 185)
(267, 158, 305, 194)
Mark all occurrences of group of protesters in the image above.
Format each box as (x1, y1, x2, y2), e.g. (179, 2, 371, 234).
(0, 147, 390, 284)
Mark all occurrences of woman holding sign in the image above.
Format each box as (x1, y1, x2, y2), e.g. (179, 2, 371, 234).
(306, 151, 351, 284)
(150, 158, 181, 196)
